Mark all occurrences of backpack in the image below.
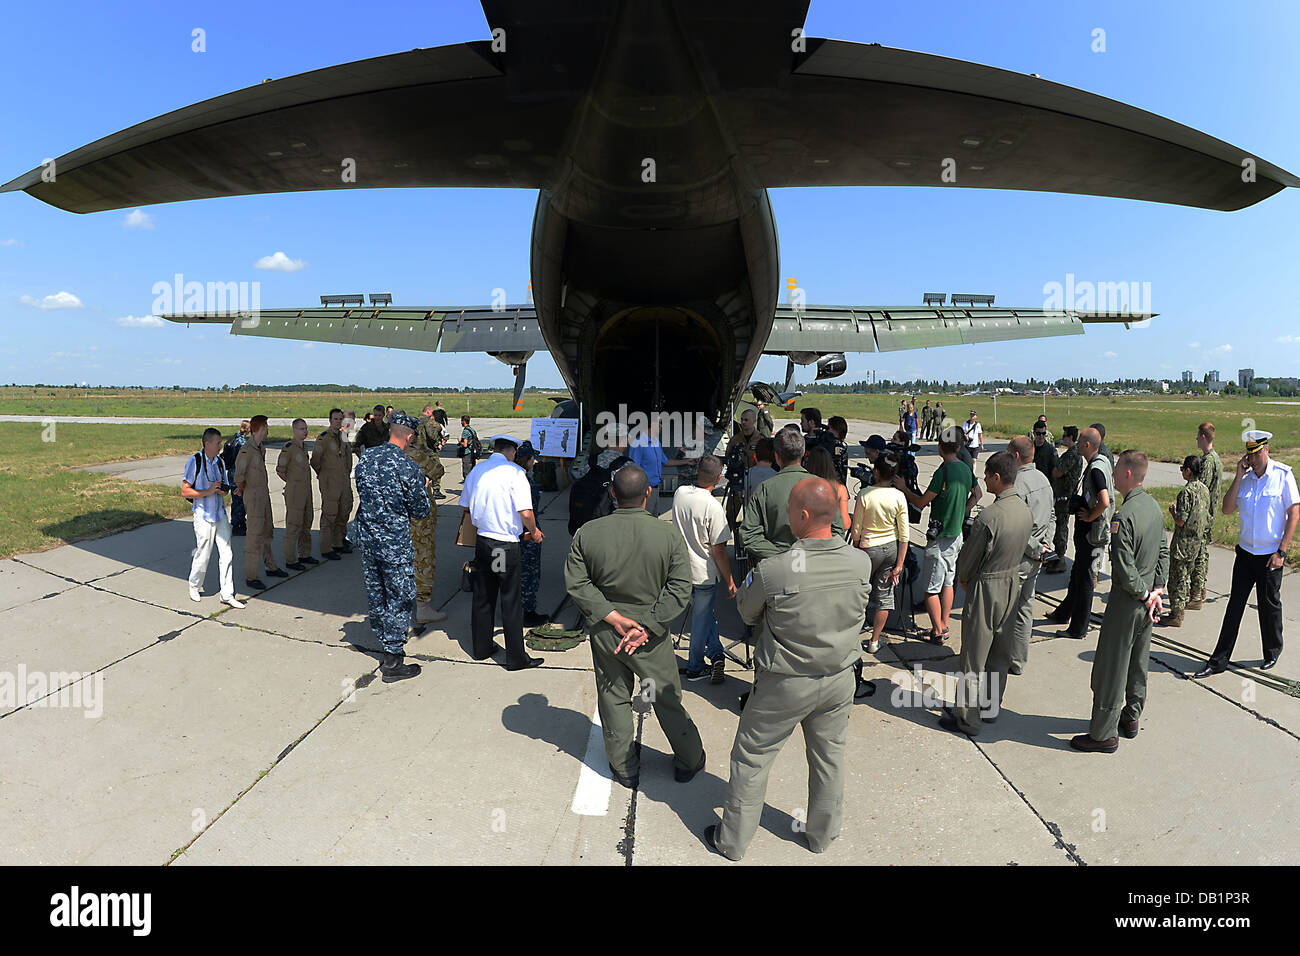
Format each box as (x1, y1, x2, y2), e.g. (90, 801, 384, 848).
(221, 437, 241, 472)
(568, 455, 630, 535)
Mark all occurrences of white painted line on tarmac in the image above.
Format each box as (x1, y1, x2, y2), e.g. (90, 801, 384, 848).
(570, 706, 612, 816)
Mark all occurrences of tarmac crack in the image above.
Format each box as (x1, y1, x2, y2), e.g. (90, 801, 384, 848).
(964, 738, 1087, 866)
(166, 663, 381, 865)
(615, 709, 647, 867)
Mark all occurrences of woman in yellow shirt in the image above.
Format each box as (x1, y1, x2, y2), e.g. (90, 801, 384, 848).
(850, 454, 910, 654)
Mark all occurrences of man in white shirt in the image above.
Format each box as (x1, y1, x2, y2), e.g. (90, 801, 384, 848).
(963, 411, 984, 459)
(463, 435, 545, 671)
(182, 428, 245, 609)
(1196, 430, 1297, 675)
(671, 455, 735, 684)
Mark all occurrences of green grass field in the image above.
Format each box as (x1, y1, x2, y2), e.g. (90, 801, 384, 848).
(0, 422, 295, 559)
(0, 387, 568, 420)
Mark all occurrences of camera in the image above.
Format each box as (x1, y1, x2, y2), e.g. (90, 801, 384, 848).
(850, 461, 874, 487)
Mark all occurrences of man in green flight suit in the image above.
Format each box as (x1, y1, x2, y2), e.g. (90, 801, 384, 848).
(564, 464, 706, 788)
(738, 426, 845, 562)
(940, 451, 1033, 738)
(1191, 421, 1222, 608)
(1072, 450, 1169, 753)
(705, 477, 872, 861)
(1160, 455, 1209, 628)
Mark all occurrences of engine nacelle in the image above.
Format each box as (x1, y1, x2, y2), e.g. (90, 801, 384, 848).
(814, 352, 847, 380)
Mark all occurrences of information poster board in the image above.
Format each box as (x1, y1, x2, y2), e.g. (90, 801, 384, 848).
(529, 418, 579, 458)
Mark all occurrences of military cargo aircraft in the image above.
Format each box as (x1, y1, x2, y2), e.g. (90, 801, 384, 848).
(4, 1, 1294, 429)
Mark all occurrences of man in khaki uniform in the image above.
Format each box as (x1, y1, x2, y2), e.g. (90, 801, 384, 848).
(311, 408, 353, 560)
(1008, 436, 1055, 675)
(275, 417, 316, 570)
(706, 478, 872, 861)
(234, 415, 285, 589)
(1073, 451, 1169, 752)
(738, 427, 845, 562)
(404, 432, 447, 624)
(941, 452, 1033, 737)
(565, 464, 705, 788)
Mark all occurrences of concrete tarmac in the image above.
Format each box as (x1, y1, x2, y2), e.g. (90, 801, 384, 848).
(1, 418, 1295, 865)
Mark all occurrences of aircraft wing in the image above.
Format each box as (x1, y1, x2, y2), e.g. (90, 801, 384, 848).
(763, 305, 1147, 354)
(161, 306, 544, 354)
(0, 40, 588, 213)
(725, 39, 1298, 210)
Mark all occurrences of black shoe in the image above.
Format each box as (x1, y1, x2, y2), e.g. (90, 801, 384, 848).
(1261, 658, 1279, 671)
(323, 550, 342, 561)
(710, 656, 725, 685)
(506, 655, 544, 671)
(301, 556, 320, 566)
(608, 762, 639, 789)
(683, 668, 709, 682)
(1045, 610, 1069, 624)
(703, 824, 728, 858)
(938, 708, 977, 737)
(341, 541, 354, 554)
(245, 579, 266, 590)
(854, 679, 876, 699)
(1055, 629, 1085, 640)
(472, 642, 504, 661)
(379, 652, 421, 682)
(1192, 664, 1223, 679)
(1070, 733, 1118, 753)
(522, 610, 549, 627)
(266, 567, 288, 578)
(286, 562, 306, 571)
(674, 751, 706, 783)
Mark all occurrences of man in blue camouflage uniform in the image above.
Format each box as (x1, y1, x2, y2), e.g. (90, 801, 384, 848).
(354, 412, 431, 682)
(515, 441, 549, 626)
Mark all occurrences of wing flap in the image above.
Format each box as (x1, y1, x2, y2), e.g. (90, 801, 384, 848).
(764, 305, 1124, 353)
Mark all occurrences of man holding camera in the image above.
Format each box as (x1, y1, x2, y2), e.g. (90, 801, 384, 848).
(183, 428, 245, 609)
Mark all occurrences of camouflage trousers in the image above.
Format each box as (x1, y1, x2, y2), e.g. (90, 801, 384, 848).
(521, 539, 541, 612)
(1052, 499, 1072, 562)
(361, 548, 416, 654)
(1190, 517, 1215, 599)
(411, 506, 438, 604)
(1168, 531, 1205, 612)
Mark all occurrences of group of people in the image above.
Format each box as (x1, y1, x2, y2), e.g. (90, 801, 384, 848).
(899, 398, 947, 445)
(182, 395, 1295, 861)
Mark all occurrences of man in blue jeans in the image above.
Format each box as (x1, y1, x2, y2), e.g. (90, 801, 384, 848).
(671, 455, 736, 683)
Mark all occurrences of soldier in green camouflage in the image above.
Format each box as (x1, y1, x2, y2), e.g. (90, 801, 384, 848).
(416, 404, 446, 497)
(1046, 425, 1084, 574)
(1160, 456, 1209, 628)
(404, 422, 447, 625)
(1191, 422, 1222, 607)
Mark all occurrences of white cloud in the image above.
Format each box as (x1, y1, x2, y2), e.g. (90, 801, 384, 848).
(300, 342, 315, 349)
(1278, 335, 1299, 344)
(1209, 343, 1233, 354)
(1, 238, 20, 247)
(20, 291, 83, 310)
(1103, 351, 1118, 358)
(123, 209, 154, 229)
(1187, 341, 1200, 349)
(254, 251, 306, 272)
(115, 314, 164, 328)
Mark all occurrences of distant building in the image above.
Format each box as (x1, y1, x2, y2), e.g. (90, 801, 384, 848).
(1206, 369, 1221, 383)
(1238, 368, 1255, 388)
(1205, 380, 1228, 394)
(1181, 370, 1193, 383)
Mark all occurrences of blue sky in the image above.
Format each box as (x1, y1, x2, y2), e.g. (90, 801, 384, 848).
(1, 0, 1297, 389)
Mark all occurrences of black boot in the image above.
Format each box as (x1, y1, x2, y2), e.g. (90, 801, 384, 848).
(380, 652, 421, 682)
